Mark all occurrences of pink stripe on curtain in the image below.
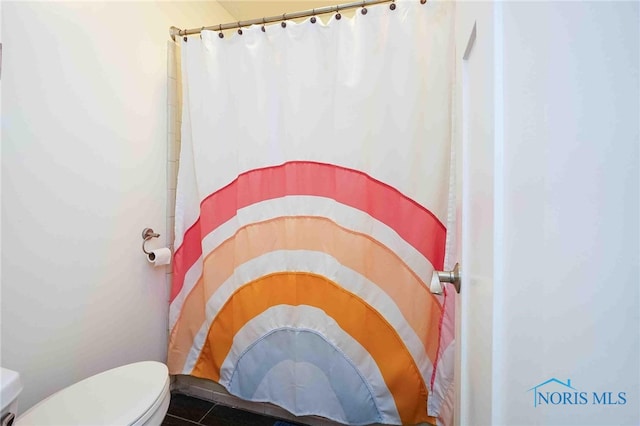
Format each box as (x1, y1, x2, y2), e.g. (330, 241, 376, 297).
(171, 161, 446, 302)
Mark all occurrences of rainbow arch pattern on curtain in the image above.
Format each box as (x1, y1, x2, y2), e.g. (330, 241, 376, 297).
(168, 1, 456, 425)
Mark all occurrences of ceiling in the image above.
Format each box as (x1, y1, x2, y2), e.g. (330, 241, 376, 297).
(218, 0, 345, 22)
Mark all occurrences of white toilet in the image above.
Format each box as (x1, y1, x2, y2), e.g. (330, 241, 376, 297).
(1, 361, 170, 426)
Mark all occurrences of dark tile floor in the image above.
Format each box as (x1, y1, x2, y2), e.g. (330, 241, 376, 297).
(162, 392, 306, 426)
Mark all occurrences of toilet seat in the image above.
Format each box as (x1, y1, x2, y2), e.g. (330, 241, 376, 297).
(16, 361, 170, 426)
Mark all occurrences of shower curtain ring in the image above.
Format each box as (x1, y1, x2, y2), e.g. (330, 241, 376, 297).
(262, 17, 266, 32)
(311, 9, 317, 24)
(361, 1, 368, 14)
(237, 22, 243, 35)
(335, 5, 342, 20)
(281, 13, 287, 28)
(218, 24, 224, 38)
(200, 27, 204, 39)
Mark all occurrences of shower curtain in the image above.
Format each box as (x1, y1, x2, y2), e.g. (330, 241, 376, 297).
(168, 0, 456, 424)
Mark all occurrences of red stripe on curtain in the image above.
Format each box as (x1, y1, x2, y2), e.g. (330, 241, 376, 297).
(171, 161, 446, 302)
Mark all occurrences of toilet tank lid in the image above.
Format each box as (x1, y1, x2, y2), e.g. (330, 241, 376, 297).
(0, 368, 23, 410)
(16, 361, 168, 426)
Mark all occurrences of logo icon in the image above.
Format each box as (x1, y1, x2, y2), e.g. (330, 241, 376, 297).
(527, 378, 627, 407)
(527, 378, 578, 407)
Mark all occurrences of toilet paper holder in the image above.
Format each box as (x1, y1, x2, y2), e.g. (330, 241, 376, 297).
(142, 228, 160, 257)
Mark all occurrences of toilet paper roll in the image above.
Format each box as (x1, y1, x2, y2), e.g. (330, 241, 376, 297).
(147, 247, 172, 266)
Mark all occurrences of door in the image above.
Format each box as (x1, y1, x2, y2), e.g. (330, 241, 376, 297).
(453, 2, 502, 425)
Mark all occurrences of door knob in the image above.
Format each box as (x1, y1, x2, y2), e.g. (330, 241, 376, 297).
(430, 263, 461, 294)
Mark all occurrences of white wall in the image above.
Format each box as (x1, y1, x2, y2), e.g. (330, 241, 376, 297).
(498, 2, 639, 424)
(1, 1, 235, 411)
(454, 1, 639, 425)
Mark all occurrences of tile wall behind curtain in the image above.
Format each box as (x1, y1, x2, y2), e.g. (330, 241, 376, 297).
(166, 40, 181, 292)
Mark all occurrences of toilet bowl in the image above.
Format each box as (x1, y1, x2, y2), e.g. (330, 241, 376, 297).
(1, 361, 170, 426)
(1, 367, 22, 426)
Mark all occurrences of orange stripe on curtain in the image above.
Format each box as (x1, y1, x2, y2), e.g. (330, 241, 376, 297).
(167, 216, 442, 374)
(192, 272, 435, 426)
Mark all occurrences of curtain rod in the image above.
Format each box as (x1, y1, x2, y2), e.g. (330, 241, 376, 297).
(170, 0, 404, 41)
